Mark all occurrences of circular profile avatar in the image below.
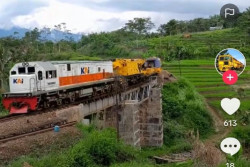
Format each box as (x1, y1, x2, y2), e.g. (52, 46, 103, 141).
(215, 48, 246, 75)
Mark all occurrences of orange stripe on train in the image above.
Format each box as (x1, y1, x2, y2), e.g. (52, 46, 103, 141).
(59, 72, 112, 86)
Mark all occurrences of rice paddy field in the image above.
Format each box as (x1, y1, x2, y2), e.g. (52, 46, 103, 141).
(163, 59, 250, 120)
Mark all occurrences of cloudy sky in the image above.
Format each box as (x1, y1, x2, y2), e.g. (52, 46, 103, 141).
(0, 0, 250, 33)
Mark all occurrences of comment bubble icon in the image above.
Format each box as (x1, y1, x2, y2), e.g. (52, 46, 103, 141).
(220, 137, 241, 156)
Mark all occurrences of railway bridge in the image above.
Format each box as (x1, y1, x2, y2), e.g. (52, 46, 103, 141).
(56, 75, 165, 147)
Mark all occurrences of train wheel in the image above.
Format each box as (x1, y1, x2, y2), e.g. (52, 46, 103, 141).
(57, 99, 62, 106)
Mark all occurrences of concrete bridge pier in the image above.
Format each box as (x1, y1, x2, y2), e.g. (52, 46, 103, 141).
(118, 87, 163, 147)
(118, 100, 140, 146)
(139, 87, 163, 147)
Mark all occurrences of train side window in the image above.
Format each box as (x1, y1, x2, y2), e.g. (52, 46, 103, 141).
(11, 71, 16, 75)
(18, 67, 26, 74)
(46, 70, 57, 79)
(67, 64, 71, 71)
(52, 70, 57, 78)
(148, 61, 155, 68)
(88, 67, 90, 73)
(98, 67, 101, 72)
(46, 71, 52, 79)
(28, 67, 35, 74)
(38, 71, 43, 80)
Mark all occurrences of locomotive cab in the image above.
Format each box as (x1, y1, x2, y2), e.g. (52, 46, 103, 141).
(3, 62, 59, 113)
(217, 55, 232, 72)
(142, 58, 162, 75)
(8, 62, 59, 94)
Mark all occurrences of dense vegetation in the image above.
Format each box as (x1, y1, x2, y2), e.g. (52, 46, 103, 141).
(162, 79, 214, 145)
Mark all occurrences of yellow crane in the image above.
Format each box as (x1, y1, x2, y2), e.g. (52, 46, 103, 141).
(112, 58, 162, 76)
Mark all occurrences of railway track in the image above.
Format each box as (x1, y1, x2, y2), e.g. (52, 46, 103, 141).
(0, 121, 76, 143)
(0, 114, 25, 123)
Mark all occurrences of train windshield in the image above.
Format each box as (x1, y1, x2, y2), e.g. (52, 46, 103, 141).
(224, 57, 230, 60)
(18, 67, 26, 74)
(17, 66, 36, 74)
(219, 57, 224, 60)
(28, 67, 35, 74)
(145, 58, 161, 68)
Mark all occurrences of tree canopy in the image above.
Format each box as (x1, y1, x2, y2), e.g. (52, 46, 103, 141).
(124, 17, 155, 35)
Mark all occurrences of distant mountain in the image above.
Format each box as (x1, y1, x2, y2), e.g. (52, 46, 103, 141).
(0, 27, 28, 38)
(0, 27, 82, 42)
(40, 29, 82, 42)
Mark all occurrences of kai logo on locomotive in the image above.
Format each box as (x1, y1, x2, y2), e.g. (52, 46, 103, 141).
(13, 78, 24, 84)
(81, 67, 88, 74)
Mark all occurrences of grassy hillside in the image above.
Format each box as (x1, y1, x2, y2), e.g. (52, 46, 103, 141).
(63, 28, 250, 61)
(140, 28, 250, 61)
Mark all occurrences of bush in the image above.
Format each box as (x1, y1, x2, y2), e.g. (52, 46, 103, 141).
(67, 127, 136, 166)
(163, 120, 186, 145)
(70, 129, 119, 166)
(162, 78, 214, 146)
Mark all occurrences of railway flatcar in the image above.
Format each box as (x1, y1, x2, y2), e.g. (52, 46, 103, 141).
(217, 54, 244, 72)
(2, 58, 162, 114)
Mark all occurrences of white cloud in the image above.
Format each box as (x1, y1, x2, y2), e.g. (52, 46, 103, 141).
(2, 0, 250, 33)
(0, 0, 48, 29)
(12, 0, 161, 33)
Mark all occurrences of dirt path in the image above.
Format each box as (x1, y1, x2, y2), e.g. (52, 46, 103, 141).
(194, 100, 232, 166)
(205, 102, 231, 144)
